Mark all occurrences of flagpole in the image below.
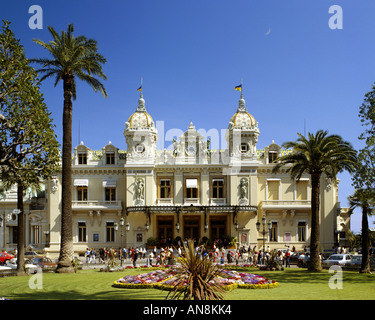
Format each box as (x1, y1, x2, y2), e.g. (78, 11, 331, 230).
(241, 78, 243, 99)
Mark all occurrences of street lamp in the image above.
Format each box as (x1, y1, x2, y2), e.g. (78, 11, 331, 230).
(125, 222, 130, 257)
(256, 217, 272, 265)
(119, 217, 124, 266)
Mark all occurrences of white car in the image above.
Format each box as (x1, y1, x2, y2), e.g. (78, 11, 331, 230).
(3, 260, 39, 274)
(322, 254, 352, 268)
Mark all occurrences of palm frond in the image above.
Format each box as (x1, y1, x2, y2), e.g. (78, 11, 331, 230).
(32, 23, 107, 98)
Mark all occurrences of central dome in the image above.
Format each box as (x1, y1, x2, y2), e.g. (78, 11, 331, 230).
(228, 97, 257, 129)
(127, 111, 154, 128)
(229, 110, 257, 128)
(126, 94, 155, 129)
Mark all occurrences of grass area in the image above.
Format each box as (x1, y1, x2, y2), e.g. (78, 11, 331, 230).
(0, 267, 374, 300)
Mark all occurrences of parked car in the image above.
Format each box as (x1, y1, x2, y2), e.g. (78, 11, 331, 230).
(289, 252, 304, 265)
(0, 261, 12, 272)
(0, 260, 38, 274)
(344, 254, 375, 270)
(0, 252, 14, 264)
(24, 251, 40, 257)
(30, 257, 57, 272)
(6, 260, 38, 274)
(322, 254, 352, 268)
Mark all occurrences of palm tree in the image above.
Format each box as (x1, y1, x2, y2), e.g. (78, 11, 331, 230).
(348, 189, 375, 273)
(167, 241, 224, 300)
(273, 130, 357, 272)
(32, 24, 107, 273)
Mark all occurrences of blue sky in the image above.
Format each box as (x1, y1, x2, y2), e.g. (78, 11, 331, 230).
(3, 0, 375, 233)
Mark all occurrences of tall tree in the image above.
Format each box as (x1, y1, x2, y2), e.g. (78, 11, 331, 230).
(348, 190, 374, 273)
(0, 20, 60, 275)
(273, 130, 357, 272)
(351, 83, 375, 273)
(32, 24, 107, 273)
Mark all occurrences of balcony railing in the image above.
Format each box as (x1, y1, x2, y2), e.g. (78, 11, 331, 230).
(210, 198, 227, 206)
(156, 198, 174, 206)
(183, 198, 200, 206)
(262, 200, 311, 208)
(72, 200, 122, 210)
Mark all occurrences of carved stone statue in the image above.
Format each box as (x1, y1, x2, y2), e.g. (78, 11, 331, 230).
(172, 138, 181, 157)
(240, 178, 248, 200)
(239, 178, 249, 205)
(136, 178, 145, 200)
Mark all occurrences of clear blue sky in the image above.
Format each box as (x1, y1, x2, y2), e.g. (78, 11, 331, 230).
(3, 0, 375, 233)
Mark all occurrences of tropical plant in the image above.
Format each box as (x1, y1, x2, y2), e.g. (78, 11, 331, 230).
(0, 21, 60, 275)
(273, 130, 357, 272)
(348, 189, 375, 273)
(167, 241, 224, 300)
(31, 24, 107, 273)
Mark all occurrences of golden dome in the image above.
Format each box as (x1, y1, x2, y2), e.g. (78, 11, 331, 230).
(125, 94, 155, 129)
(228, 97, 257, 129)
(127, 111, 154, 128)
(229, 111, 257, 128)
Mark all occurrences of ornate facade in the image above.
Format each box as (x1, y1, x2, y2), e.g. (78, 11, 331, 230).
(0, 92, 351, 257)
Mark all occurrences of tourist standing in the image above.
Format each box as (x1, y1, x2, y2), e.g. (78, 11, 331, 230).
(285, 249, 291, 268)
(85, 248, 90, 264)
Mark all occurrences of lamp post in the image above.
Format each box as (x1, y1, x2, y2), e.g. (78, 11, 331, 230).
(119, 217, 124, 266)
(256, 217, 272, 265)
(125, 221, 130, 253)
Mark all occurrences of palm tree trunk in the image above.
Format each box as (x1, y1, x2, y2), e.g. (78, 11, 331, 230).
(56, 75, 75, 273)
(16, 182, 26, 276)
(360, 205, 370, 273)
(308, 172, 322, 272)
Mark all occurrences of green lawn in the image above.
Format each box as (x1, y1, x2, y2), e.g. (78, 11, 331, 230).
(1, 267, 374, 300)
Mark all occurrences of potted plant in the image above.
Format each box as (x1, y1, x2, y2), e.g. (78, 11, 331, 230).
(146, 237, 160, 249)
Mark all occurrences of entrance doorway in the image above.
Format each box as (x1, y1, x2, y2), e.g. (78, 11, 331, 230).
(210, 216, 227, 240)
(157, 216, 174, 246)
(183, 216, 200, 241)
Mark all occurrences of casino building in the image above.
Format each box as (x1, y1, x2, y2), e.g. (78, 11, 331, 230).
(0, 91, 351, 257)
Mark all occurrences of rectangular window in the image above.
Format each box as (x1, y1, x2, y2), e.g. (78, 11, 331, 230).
(32, 225, 40, 244)
(78, 152, 87, 165)
(298, 222, 306, 242)
(78, 222, 87, 242)
(270, 222, 278, 242)
(296, 181, 308, 200)
(77, 186, 88, 201)
(185, 178, 198, 199)
(11, 226, 18, 244)
(269, 151, 278, 163)
(105, 187, 116, 201)
(106, 152, 115, 165)
(159, 179, 172, 198)
(212, 179, 224, 198)
(267, 180, 279, 200)
(106, 222, 115, 242)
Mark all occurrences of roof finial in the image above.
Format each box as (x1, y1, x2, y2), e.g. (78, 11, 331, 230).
(136, 77, 146, 111)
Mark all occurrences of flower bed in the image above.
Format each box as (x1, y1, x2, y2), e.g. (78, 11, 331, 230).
(101, 265, 169, 272)
(113, 267, 279, 291)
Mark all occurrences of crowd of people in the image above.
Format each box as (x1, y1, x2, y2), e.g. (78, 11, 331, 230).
(83, 244, 332, 268)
